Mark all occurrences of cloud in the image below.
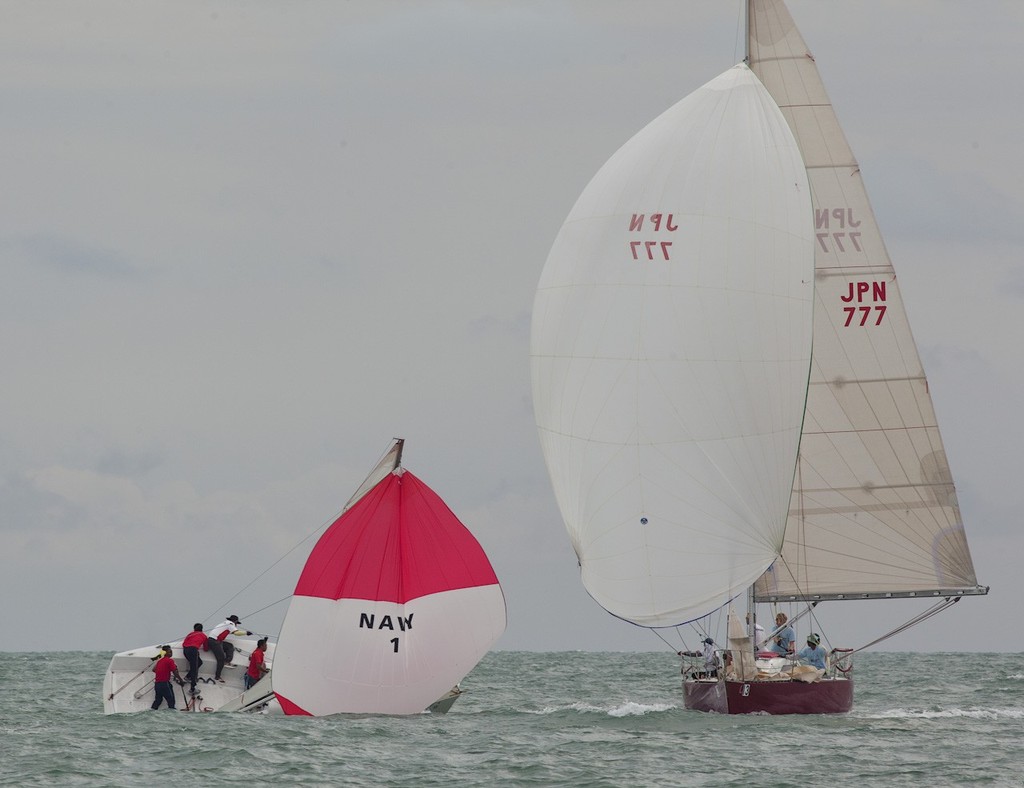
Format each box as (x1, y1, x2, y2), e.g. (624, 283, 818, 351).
(866, 155, 1024, 247)
(3, 233, 141, 279)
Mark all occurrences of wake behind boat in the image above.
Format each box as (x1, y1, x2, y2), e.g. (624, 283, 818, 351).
(103, 439, 506, 715)
(530, 0, 986, 715)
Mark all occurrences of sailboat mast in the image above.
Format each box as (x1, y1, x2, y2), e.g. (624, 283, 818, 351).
(747, 585, 755, 644)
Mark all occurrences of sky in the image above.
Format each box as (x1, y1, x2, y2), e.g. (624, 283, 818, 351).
(2, 0, 1021, 655)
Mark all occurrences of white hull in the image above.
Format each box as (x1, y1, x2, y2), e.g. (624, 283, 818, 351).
(103, 637, 275, 714)
(103, 638, 461, 715)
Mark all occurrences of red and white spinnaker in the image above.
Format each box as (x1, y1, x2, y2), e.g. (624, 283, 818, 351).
(271, 440, 506, 715)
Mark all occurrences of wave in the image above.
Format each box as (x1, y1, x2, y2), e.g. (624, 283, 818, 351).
(527, 700, 677, 717)
(870, 707, 1024, 720)
(608, 701, 676, 717)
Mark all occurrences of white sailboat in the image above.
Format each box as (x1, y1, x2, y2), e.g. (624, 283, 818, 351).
(530, 0, 986, 714)
(103, 439, 506, 715)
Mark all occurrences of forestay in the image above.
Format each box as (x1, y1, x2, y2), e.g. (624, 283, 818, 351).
(747, 0, 985, 601)
(531, 64, 815, 627)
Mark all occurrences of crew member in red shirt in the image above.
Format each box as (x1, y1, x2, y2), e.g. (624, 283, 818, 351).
(151, 646, 183, 710)
(181, 623, 207, 690)
(245, 638, 269, 690)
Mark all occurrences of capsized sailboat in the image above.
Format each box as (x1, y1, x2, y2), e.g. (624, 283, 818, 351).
(103, 439, 507, 715)
(530, 0, 986, 715)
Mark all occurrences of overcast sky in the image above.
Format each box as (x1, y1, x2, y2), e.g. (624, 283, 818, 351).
(2, 1, 1021, 655)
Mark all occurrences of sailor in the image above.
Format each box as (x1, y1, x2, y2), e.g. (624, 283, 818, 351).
(181, 623, 206, 690)
(677, 637, 719, 678)
(701, 637, 719, 677)
(207, 615, 252, 682)
(245, 638, 270, 690)
(796, 633, 828, 670)
(768, 613, 796, 655)
(150, 645, 183, 710)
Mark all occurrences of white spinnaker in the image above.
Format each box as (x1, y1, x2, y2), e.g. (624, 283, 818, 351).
(531, 64, 814, 627)
(748, 0, 982, 600)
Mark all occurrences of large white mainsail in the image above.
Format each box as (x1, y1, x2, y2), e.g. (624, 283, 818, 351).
(747, 0, 986, 602)
(531, 64, 815, 627)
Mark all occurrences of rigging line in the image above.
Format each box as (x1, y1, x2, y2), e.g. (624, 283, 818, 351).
(107, 666, 150, 700)
(663, 614, 720, 655)
(804, 603, 833, 648)
(651, 628, 681, 652)
(243, 596, 290, 621)
(692, 609, 724, 649)
(203, 510, 340, 625)
(762, 600, 817, 644)
(765, 551, 805, 602)
(205, 441, 404, 625)
(847, 597, 960, 655)
(759, 552, 825, 634)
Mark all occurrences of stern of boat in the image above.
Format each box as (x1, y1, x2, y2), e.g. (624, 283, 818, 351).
(683, 679, 729, 713)
(683, 648, 855, 714)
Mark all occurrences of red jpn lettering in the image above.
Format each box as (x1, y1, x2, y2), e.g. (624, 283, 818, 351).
(841, 281, 887, 303)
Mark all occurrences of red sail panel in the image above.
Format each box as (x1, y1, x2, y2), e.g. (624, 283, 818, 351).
(274, 693, 311, 716)
(293, 471, 499, 603)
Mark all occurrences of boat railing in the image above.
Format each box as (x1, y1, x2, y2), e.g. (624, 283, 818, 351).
(753, 647, 854, 680)
(680, 646, 853, 682)
(827, 648, 854, 679)
(677, 649, 719, 680)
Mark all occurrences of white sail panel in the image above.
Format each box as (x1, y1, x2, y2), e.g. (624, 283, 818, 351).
(748, 0, 983, 600)
(531, 64, 814, 627)
(273, 587, 505, 716)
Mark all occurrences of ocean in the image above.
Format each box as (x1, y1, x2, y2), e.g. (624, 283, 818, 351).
(3, 651, 1022, 786)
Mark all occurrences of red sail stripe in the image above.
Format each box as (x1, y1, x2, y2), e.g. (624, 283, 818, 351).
(274, 693, 312, 716)
(292, 471, 498, 604)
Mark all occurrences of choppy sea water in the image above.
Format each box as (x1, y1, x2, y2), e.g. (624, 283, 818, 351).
(3, 651, 1023, 786)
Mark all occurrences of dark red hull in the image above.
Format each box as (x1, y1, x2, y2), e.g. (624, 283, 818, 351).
(683, 677, 853, 714)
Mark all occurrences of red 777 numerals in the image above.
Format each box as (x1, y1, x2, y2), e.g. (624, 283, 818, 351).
(843, 305, 886, 327)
